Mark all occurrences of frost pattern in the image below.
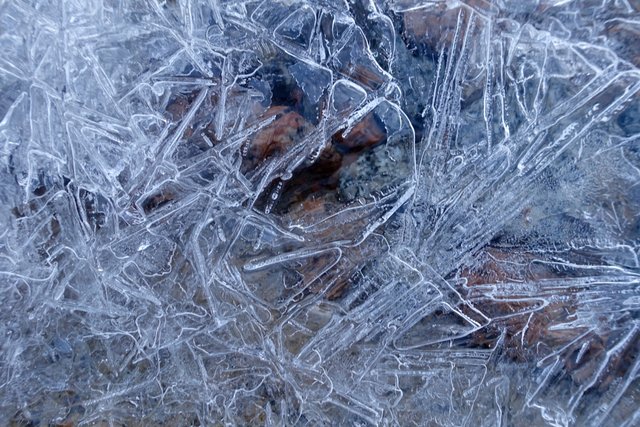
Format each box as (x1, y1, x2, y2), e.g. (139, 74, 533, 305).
(1, 0, 639, 426)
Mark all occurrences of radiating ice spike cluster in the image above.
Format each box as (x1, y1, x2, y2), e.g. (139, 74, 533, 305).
(1, 0, 639, 425)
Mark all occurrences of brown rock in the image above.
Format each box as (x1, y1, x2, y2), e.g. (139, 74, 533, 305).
(242, 106, 311, 173)
(333, 112, 387, 153)
(403, 5, 470, 53)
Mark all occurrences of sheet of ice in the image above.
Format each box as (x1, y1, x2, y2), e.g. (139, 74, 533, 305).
(0, 0, 639, 425)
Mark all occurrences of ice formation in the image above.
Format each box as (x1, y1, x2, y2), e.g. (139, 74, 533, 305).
(1, 0, 639, 425)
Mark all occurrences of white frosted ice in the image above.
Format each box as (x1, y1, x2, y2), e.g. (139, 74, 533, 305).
(0, 0, 639, 425)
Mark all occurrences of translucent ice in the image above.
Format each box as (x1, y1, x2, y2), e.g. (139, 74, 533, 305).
(0, 0, 639, 425)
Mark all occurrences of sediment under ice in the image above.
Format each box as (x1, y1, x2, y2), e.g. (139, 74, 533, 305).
(1, 0, 639, 425)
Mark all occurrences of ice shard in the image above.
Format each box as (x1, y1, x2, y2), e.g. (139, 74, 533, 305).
(0, 0, 639, 425)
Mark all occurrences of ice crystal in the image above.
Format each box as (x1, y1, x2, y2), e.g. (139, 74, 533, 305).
(0, 0, 639, 425)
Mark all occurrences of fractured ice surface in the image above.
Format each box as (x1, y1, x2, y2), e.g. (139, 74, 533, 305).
(1, 0, 639, 425)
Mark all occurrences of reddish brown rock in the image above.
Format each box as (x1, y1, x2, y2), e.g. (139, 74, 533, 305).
(403, 5, 470, 53)
(333, 113, 387, 153)
(242, 106, 311, 173)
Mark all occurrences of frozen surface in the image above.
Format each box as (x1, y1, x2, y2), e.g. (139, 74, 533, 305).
(1, 0, 639, 425)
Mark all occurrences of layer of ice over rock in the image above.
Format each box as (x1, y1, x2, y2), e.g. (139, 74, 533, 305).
(1, 0, 639, 425)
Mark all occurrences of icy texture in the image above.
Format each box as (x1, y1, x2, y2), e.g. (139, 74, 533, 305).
(1, 0, 639, 425)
